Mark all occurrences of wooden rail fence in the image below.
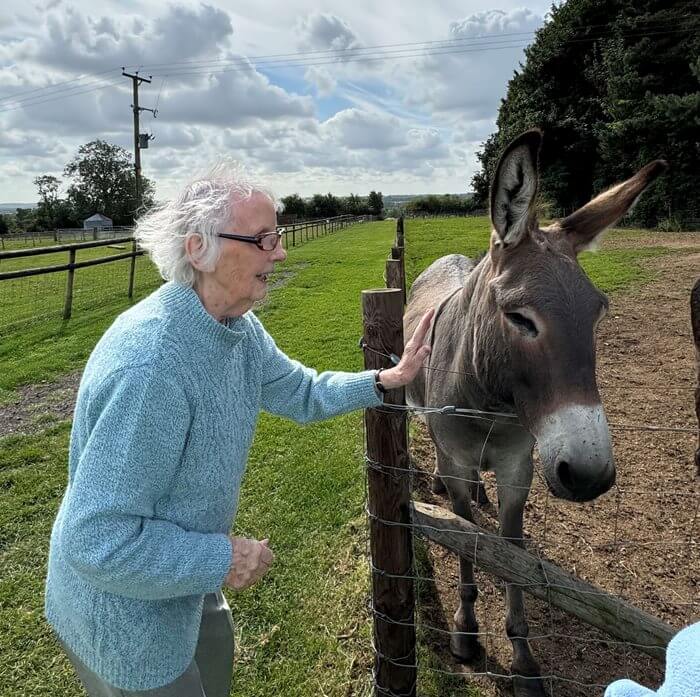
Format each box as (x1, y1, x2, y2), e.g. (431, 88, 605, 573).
(0, 214, 369, 322)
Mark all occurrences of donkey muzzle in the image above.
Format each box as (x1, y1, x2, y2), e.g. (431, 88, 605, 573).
(536, 404, 616, 502)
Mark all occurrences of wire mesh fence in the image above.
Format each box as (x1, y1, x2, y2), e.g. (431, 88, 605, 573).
(0, 238, 162, 341)
(359, 219, 700, 697)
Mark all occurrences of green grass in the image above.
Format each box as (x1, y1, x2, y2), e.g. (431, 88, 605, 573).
(403, 217, 672, 293)
(0, 216, 683, 697)
(0, 221, 470, 697)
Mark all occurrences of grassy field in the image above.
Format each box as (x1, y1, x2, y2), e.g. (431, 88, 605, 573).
(0, 216, 683, 697)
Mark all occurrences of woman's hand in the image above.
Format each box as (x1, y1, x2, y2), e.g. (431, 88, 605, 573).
(378, 308, 434, 391)
(224, 537, 274, 590)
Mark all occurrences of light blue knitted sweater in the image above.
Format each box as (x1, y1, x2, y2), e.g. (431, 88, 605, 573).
(45, 281, 382, 690)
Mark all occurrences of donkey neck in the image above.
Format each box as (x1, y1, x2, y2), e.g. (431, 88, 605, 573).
(431, 256, 511, 411)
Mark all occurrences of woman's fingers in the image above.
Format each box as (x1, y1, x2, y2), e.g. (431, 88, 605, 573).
(226, 537, 274, 590)
(405, 308, 434, 354)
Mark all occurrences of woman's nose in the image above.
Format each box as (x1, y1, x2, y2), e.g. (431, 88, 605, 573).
(272, 244, 287, 262)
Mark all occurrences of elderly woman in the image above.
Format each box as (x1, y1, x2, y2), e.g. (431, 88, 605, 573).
(44, 167, 432, 697)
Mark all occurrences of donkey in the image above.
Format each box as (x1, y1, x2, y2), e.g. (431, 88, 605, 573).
(404, 130, 667, 696)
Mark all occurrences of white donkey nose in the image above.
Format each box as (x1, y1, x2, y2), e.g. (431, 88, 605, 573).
(536, 404, 616, 502)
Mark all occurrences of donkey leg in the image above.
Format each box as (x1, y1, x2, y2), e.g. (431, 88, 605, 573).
(431, 462, 447, 494)
(497, 465, 546, 697)
(471, 474, 491, 507)
(443, 461, 482, 663)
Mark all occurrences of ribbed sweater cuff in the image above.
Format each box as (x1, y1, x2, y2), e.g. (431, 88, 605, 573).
(210, 534, 234, 589)
(344, 370, 384, 410)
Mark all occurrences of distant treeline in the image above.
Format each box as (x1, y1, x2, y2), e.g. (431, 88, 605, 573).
(281, 191, 384, 220)
(400, 194, 482, 217)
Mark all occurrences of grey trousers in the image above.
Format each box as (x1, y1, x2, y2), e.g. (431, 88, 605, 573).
(60, 592, 235, 697)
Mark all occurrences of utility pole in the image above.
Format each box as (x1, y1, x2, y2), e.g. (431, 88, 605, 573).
(121, 69, 156, 212)
(122, 69, 156, 298)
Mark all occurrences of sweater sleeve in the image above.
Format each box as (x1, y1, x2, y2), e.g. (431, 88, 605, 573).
(60, 364, 232, 601)
(250, 314, 383, 423)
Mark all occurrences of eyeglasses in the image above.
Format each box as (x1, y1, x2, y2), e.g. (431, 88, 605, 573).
(217, 229, 285, 251)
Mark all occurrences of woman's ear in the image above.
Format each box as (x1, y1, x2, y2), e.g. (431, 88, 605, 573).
(184, 233, 206, 271)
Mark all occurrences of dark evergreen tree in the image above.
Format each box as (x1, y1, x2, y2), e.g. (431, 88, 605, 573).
(471, 0, 699, 227)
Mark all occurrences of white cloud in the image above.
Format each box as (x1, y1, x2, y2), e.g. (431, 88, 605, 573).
(321, 108, 406, 150)
(404, 8, 543, 119)
(29, 3, 234, 73)
(0, 2, 554, 200)
(304, 66, 336, 97)
(296, 12, 360, 53)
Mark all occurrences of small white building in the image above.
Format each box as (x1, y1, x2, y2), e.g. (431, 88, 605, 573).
(83, 213, 113, 230)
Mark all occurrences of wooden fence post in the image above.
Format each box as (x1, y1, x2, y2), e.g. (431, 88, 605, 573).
(362, 288, 416, 697)
(127, 238, 137, 299)
(391, 246, 406, 304)
(386, 259, 404, 305)
(412, 501, 674, 659)
(63, 249, 76, 319)
(691, 278, 700, 473)
(396, 215, 405, 247)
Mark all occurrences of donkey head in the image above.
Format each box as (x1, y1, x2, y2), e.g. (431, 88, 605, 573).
(480, 130, 666, 502)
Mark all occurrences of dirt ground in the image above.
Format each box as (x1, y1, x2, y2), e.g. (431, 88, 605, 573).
(409, 233, 700, 696)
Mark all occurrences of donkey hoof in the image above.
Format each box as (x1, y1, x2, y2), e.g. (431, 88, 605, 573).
(512, 673, 546, 697)
(432, 475, 447, 495)
(449, 633, 482, 664)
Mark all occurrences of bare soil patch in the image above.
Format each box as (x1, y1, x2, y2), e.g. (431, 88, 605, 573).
(0, 263, 310, 440)
(410, 242, 700, 696)
(0, 370, 81, 438)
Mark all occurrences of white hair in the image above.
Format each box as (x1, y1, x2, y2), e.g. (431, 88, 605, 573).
(135, 161, 282, 287)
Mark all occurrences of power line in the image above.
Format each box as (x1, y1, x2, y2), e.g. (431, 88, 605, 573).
(126, 14, 700, 72)
(0, 67, 126, 104)
(1, 21, 696, 110)
(150, 26, 699, 83)
(1, 21, 697, 114)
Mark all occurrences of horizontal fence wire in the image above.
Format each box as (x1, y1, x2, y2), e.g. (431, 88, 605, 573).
(362, 390, 699, 695)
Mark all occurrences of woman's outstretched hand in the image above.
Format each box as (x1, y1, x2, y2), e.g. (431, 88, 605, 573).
(377, 308, 434, 391)
(224, 537, 274, 590)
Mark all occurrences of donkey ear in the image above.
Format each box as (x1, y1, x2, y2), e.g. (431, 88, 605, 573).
(558, 160, 668, 254)
(490, 129, 542, 248)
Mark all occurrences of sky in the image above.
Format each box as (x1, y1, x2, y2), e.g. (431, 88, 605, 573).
(0, 0, 553, 203)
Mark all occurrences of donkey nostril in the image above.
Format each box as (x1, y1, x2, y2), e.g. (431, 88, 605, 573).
(557, 460, 575, 492)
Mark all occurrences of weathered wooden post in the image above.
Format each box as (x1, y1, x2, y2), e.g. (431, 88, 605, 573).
(362, 288, 416, 697)
(126, 237, 136, 299)
(386, 258, 404, 305)
(63, 249, 76, 320)
(394, 218, 407, 302)
(396, 215, 405, 247)
(692, 278, 700, 474)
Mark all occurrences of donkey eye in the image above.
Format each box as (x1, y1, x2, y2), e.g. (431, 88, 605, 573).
(505, 312, 539, 337)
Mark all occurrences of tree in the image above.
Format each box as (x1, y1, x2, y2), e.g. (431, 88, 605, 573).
(13, 207, 37, 233)
(368, 191, 384, 216)
(470, 0, 699, 227)
(308, 192, 341, 218)
(341, 193, 365, 215)
(0, 214, 8, 237)
(64, 140, 155, 225)
(280, 194, 306, 218)
(34, 174, 61, 230)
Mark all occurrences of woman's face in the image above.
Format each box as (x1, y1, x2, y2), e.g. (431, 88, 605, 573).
(194, 192, 287, 320)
